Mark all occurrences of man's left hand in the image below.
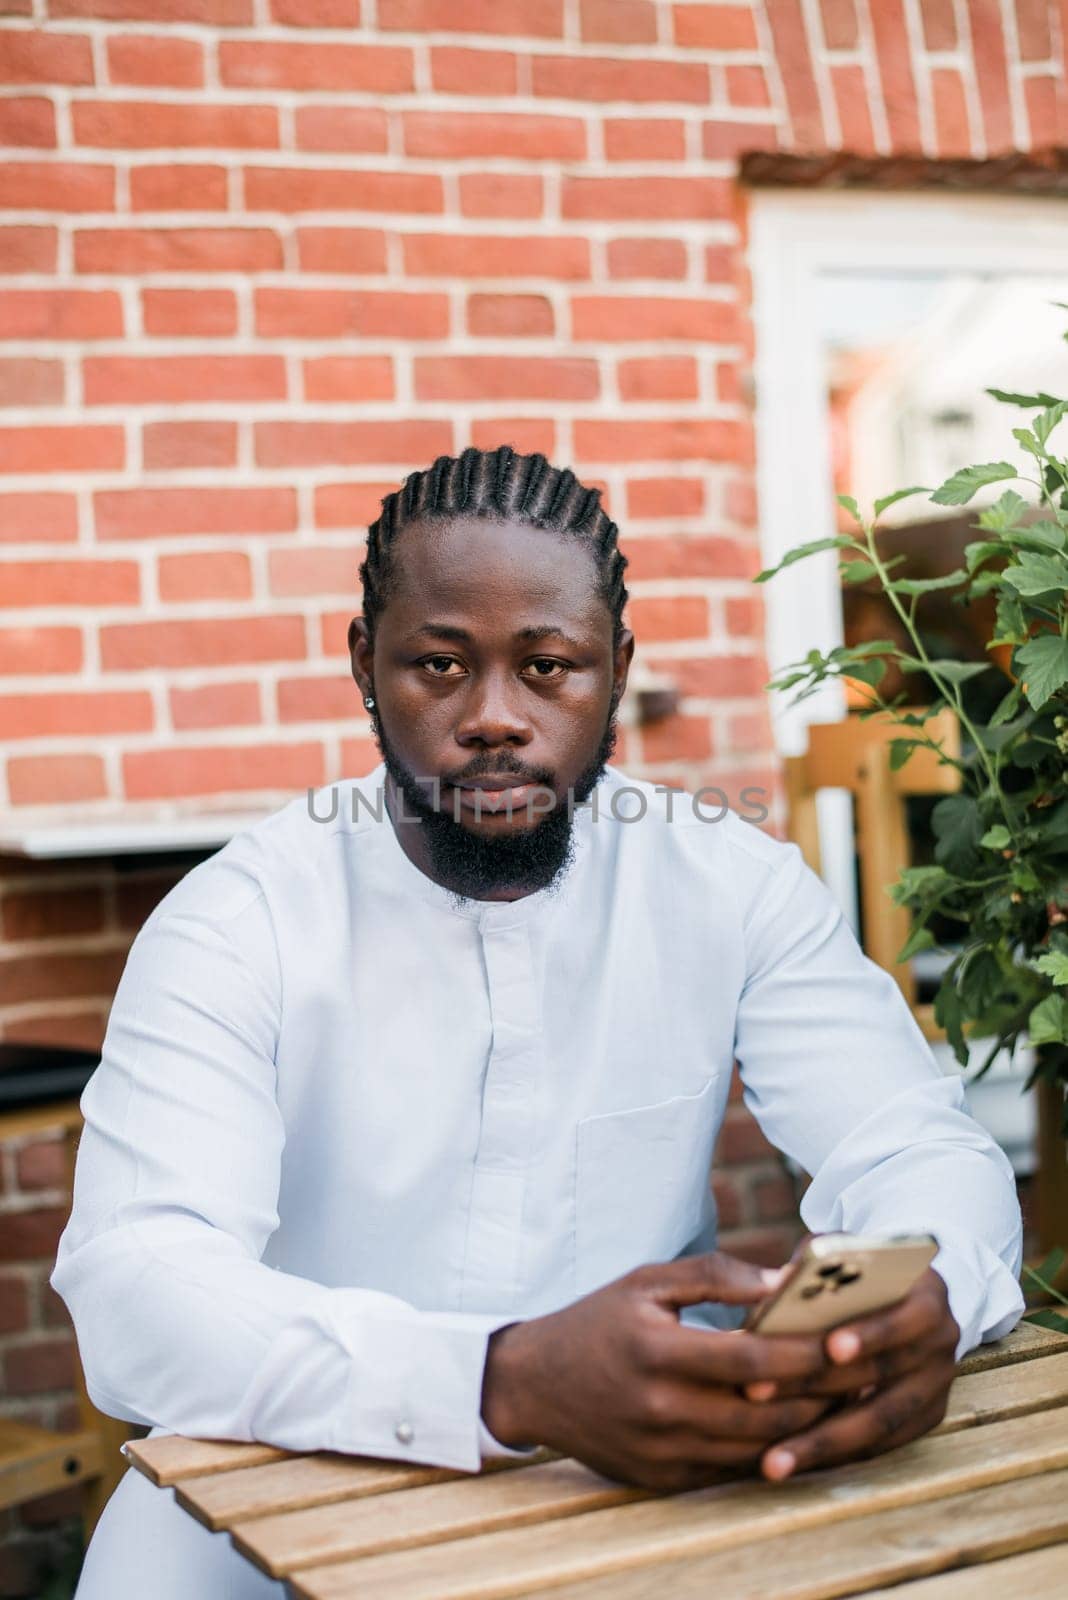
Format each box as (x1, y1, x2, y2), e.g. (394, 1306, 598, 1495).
(744, 1267, 960, 1481)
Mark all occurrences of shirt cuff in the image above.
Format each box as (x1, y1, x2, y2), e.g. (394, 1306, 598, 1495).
(927, 1225, 1026, 1362)
(477, 1416, 540, 1460)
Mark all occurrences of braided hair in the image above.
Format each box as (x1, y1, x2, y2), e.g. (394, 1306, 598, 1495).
(358, 446, 629, 651)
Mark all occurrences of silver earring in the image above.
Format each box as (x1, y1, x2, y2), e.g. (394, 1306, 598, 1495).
(364, 694, 375, 710)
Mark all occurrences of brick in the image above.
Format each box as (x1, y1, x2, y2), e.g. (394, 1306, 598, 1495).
(378, 0, 563, 36)
(268, 546, 359, 596)
(868, 0, 921, 151)
(725, 476, 758, 525)
(0, 425, 124, 474)
(3, 884, 104, 940)
(296, 228, 388, 274)
(458, 173, 544, 219)
(319, 606, 357, 654)
(114, 871, 185, 929)
(725, 64, 771, 107)
(278, 673, 359, 722)
(130, 163, 229, 211)
(0, 558, 139, 608)
(142, 287, 237, 337)
(604, 118, 686, 160)
(467, 294, 554, 337)
(295, 106, 389, 153)
(818, 0, 858, 47)
(701, 119, 778, 159)
(0, 1272, 29, 1334)
(0, 226, 57, 272)
(728, 707, 774, 751)
(920, 0, 957, 49)
(606, 237, 687, 279)
(414, 355, 599, 402)
(170, 680, 261, 729)
(1016, 0, 1052, 59)
(14, 1139, 67, 1189)
(73, 100, 279, 150)
(0, 96, 56, 147)
(575, 418, 749, 463)
(84, 355, 287, 406)
(339, 736, 380, 775)
(101, 615, 306, 671)
(220, 41, 413, 92)
(0, 689, 151, 740)
(123, 741, 326, 800)
(704, 244, 734, 281)
(75, 227, 282, 273)
(51, 0, 252, 17)
(1023, 75, 1058, 144)
(0, 1010, 107, 1048)
(256, 288, 448, 339)
(753, 1170, 799, 1222)
(626, 595, 709, 642)
(642, 711, 713, 762)
(471, 418, 556, 456)
(831, 64, 876, 153)
(624, 533, 756, 579)
(3, 1336, 77, 1395)
(646, 653, 767, 698)
(7, 752, 106, 804)
(0, 358, 64, 407)
(931, 68, 973, 158)
(626, 476, 704, 518)
(617, 356, 698, 400)
(0, 624, 82, 675)
(157, 549, 252, 601)
(674, 5, 759, 47)
(245, 167, 442, 214)
(403, 111, 585, 159)
(763, 0, 823, 145)
(581, 0, 656, 42)
(0, 162, 114, 210)
(403, 233, 588, 279)
(313, 481, 396, 528)
(725, 594, 760, 635)
(715, 1106, 777, 1164)
(0, 289, 122, 342)
(106, 34, 204, 86)
(0, 30, 93, 84)
(572, 295, 737, 342)
(303, 356, 395, 402)
(533, 55, 708, 103)
(255, 419, 452, 468)
(270, 0, 360, 19)
(711, 1169, 742, 1229)
(143, 406, 238, 467)
(95, 486, 296, 539)
(0, 492, 76, 541)
(0, 1204, 69, 1259)
(966, 0, 1013, 153)
(563, 176, 730, 220)
(430, 47, 517, 94)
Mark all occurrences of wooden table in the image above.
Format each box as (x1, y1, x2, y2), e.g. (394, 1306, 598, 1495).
(125, 1320, 1068, 1599)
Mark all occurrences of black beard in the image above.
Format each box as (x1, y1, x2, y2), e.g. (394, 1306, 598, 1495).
(371, 701, 619, 904)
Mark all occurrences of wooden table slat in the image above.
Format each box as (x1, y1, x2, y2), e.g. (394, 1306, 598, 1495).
(864, 1541, 1068, 1597)
(177, 1448, 555, 1531)
(123, 1435, 293, 1485)
(291, 1408, 1068, 1600)
(955, 1319, 1068, 1374)
(532, 1468, 1068, 1600)
(935, 1348, 1068, 1433)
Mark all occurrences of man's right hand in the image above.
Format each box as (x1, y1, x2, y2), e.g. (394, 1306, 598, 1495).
(480, 1251, 832, 1491)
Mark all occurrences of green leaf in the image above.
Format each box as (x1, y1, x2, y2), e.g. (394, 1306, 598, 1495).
(838, 558, 879, 584)
(896, 922, 936, 963)
(888, 738, 920, 772)
(836, 494, 862, 524)
(985, 389, 1063, 409)
(1013, 520, 1067, 553)
(990, 592, 1028, 646)
(1013, 427, 1046, 460)
(920, 659, 994, 686)
(932, 794, 984, 876)
(873, 486, 930, 517)
(1001, 552, 1068, 596)
(893, 568, 968, 596)
(1030, 1246, 1067, 1288)
(980, 825, 1012, 850)
(1029, 994, 1068, 1046)
(930, 462, 1018, 506)
(934, 980, 967, 1066)
(1025, 1309, 1068, 1332)
(977, 489, 1029, 531)
(988, 682, 1023, 726)
(965, 540, 1007, 574)
(1035, 951, 1068, 987)
(754, 536, 859, 584)
(1015, 634, 1068, 709)
(1034, 400, 1068, 447)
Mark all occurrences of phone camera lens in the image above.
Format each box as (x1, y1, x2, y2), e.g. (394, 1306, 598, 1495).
(800, 1283, 823, 1298)
(817, 1263, 842, 1278)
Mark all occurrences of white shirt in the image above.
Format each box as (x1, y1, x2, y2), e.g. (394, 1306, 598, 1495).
(51, 763, 1024, 1475)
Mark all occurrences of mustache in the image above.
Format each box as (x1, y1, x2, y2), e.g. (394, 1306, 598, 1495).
(440, 765, 555, 789)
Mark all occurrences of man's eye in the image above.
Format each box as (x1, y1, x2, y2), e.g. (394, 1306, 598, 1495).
(524, 659, 567, 679)
(422, 655, 463, 675)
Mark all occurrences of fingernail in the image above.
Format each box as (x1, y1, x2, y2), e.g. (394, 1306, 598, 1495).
(760, 1267, 787, 1289)
(746, 1381, 777, 1402)
(829, 1330, 860, 1363)
(764, 1448, 795, 1481)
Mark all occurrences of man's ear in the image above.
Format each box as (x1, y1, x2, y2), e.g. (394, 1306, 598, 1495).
(613, 627, 635, 707)
(348, 616, 373, 697)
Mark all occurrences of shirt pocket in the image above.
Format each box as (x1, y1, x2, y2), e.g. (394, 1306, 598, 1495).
(574, 1075, 721, 1298)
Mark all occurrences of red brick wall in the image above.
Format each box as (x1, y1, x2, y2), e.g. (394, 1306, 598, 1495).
(0, 4, 1062, 1587)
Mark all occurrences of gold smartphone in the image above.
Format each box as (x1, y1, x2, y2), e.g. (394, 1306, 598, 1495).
(745, 1232, 939, 1336)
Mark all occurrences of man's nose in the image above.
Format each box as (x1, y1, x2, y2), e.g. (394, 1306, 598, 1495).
(454, 671, 533, 747)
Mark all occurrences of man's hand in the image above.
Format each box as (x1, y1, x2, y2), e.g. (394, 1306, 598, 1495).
(745, 1266, 960, 1481)
(481, 1251, 834, 1491)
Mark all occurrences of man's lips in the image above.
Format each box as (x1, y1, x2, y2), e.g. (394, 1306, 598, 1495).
(447, 780, 543, 813)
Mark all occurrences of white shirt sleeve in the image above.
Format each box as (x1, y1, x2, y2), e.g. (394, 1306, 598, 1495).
(49, 860, 514, 1474)
(730, 834, 1025, 1361)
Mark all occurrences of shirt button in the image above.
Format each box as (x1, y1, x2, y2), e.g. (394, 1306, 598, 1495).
(395, 1420, 414, 1445)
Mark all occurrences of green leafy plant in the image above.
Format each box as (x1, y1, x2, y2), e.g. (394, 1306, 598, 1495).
(755, 368, 1068, 1332)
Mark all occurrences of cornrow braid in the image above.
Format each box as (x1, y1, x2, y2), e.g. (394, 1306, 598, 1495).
(358, 446, 629, 651)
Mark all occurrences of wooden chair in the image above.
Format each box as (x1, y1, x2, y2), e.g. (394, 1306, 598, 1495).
(0, 1100, 132, 1540)
(782, 707, 1068, 1250)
